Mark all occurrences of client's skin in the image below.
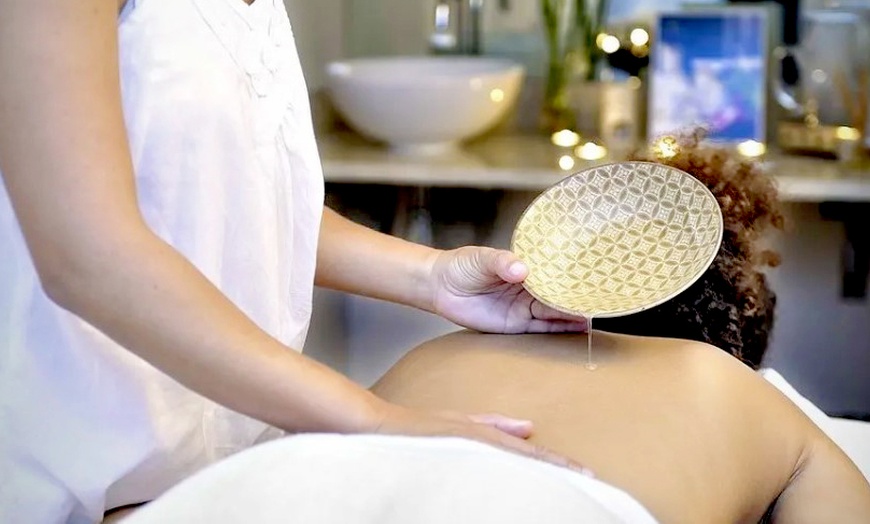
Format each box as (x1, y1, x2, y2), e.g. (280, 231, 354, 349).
(374, 135, 870, 523)
(372, 330, 870, 523)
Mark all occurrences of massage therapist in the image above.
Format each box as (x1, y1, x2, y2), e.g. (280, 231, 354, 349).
(0, 0, 587, 522)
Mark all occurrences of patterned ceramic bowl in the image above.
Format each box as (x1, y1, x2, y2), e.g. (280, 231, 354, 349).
(511, 161, 723, 318)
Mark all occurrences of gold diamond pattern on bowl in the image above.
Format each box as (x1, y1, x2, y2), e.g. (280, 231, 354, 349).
(511, 162, 723, 318)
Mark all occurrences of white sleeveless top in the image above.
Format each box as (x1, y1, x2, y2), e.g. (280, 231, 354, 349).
(0, 1, 324, 521)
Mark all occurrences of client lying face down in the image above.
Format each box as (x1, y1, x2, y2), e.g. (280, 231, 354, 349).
(596, 130, 784, 369)
(372, 134, 870, 523)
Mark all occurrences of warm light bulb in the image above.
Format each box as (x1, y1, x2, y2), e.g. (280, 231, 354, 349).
(551, 129, 581, 148)
(629, 28, 649, 47)
(652, 136, 680, 159)
(489, 89, 505, 103)
(576, 142, 608, 160)
(558, 154, 576, 171)
(736, 140, 766, 158)
(836, 126, 861, 141)
(600, 35, 621, 54)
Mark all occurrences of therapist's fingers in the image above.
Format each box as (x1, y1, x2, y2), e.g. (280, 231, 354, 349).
(491, 251, 528, 284)
(467, 413, 534, 439)
(525, 319, 589, 333)
(373, 405, 592, 476)
(530, 300, 588, 325)
(474, 422, 594, 477)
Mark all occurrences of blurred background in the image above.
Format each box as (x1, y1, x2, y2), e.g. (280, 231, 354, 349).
(285, 0, 870, 420)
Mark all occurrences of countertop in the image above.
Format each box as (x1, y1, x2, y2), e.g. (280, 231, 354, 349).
(319, 133, 870, 202)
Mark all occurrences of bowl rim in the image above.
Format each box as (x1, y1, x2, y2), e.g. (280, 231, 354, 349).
(510, 160, 725, 319)
(325, 56, 525, 86)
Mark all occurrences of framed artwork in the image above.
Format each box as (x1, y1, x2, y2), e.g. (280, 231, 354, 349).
(648, 7, 770, 143)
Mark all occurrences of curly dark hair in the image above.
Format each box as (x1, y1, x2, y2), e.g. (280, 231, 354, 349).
(595, 131, 785, 369)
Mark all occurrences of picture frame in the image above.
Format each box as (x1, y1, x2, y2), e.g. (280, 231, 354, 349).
(648, 6, 771, 144)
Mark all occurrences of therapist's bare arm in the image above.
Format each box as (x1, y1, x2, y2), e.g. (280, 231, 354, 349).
(316, 207, 441, 311)
(0, 0, 580, 471)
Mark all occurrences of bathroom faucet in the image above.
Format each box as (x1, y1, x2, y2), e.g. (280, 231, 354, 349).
(430, 0, 484, 55)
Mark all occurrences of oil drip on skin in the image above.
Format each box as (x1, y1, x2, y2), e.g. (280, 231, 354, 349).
(584, 315, 597, 371)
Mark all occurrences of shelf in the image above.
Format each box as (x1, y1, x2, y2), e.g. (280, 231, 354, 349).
(319, 132, 870, 202)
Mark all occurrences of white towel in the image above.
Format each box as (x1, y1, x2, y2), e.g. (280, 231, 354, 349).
(761, 368, 870, 481)
(124, 434, 658, 524)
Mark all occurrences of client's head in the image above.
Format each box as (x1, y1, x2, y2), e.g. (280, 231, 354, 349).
(595, 131, 785, 369)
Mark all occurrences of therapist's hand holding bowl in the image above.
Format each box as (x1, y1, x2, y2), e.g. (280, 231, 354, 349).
(428, 246, 588, 334)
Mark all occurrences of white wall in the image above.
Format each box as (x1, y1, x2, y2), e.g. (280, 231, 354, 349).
(282, 0, 344, 89)
(344, 0, 431, 57)
(763, 204, 870, 416)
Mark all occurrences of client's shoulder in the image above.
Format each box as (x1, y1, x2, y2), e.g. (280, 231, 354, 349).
(599, 331, 809, 420)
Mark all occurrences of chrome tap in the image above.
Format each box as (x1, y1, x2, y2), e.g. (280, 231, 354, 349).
(430, 0, 484, 55)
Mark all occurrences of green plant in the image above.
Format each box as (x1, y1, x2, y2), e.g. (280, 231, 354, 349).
(540, 0, 610, 131)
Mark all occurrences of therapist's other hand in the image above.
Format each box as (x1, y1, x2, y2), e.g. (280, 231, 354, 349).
(429, 247, 587, 334)
(374, 404, 591, 475)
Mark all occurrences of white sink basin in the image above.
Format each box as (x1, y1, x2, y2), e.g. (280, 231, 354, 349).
(326, 56, 524, 153)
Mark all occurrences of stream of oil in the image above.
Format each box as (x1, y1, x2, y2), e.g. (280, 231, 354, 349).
(584, 315, 597, 371)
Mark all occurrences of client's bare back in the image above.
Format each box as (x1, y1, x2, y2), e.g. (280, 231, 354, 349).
(372, 331, 870, 523)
